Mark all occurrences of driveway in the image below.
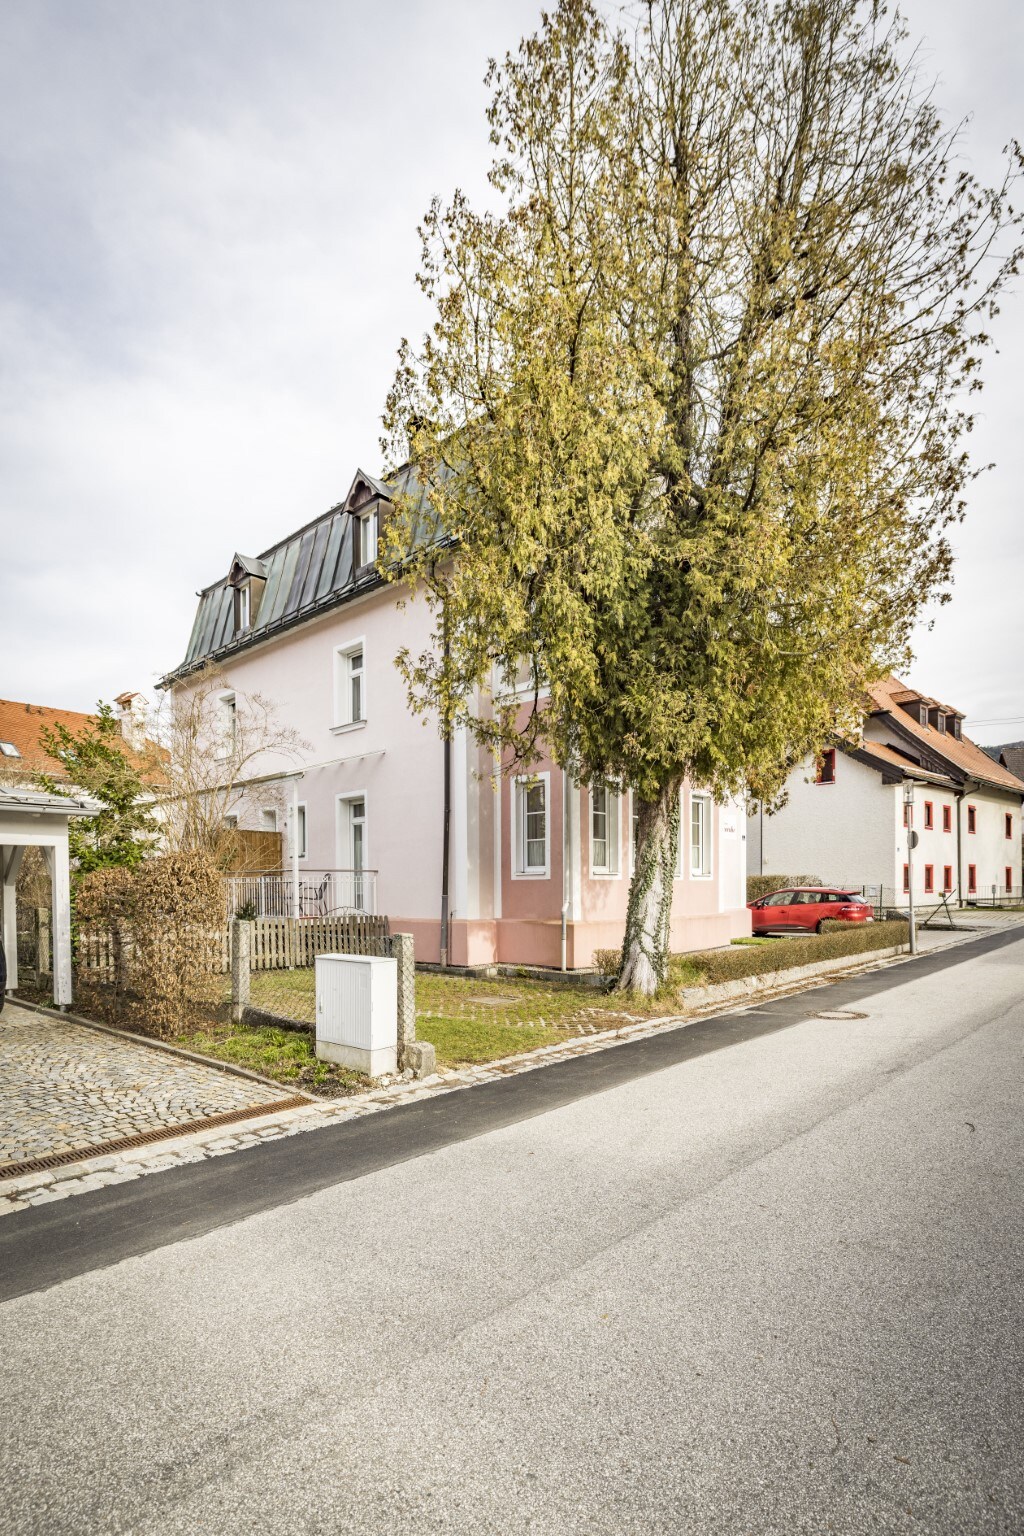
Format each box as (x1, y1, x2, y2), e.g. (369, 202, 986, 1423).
(0, 1003, 298, 1173)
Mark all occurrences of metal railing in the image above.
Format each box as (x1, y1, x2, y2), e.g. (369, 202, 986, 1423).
(224, 868, 378, 920)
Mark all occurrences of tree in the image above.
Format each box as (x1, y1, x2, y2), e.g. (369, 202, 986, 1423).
(156, 667, 308, 864)
(37, 702, 159, 873)
(381, 0, 1023, 993)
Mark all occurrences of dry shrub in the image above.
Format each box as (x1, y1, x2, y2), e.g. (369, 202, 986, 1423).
(75, 852, 225, 1037)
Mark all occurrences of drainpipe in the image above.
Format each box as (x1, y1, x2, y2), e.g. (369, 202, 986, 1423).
(291, 778, 300, 920)
(955, 788, 965, 905)
(561, 769, 570, 973)
(440, 732, 451, 968)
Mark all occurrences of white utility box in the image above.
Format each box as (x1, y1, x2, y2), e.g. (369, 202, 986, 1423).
(315, 953, 398, 1076)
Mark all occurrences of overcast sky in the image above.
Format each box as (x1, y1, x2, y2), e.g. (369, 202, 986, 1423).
(1, 0, 1021, 743)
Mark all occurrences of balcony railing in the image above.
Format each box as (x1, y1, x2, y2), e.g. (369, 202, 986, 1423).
(224, 868, 378, 919)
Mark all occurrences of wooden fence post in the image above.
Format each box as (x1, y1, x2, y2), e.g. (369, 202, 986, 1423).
(231, 919, 251, 1024)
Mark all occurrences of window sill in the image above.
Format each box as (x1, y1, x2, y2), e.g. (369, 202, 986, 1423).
(589, 869, 621, 880)
(511, 870, 550, 880)
(331, 720, 367, 736)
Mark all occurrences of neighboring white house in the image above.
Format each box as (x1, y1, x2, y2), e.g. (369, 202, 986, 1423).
(158, 468, 751, 967)
(748, 676, 1024, 905)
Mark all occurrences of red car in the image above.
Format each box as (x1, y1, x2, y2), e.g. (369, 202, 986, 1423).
(748, 886, 874, 936)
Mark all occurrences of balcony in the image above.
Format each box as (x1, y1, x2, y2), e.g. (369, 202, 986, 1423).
(224, 868, 378, 920)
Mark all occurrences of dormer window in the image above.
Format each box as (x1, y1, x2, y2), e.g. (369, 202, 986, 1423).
(936, 712, 946, 734)
(357, 511, 378, 569)
(0, 740, 20, 757)
(228, 554, 267, 637)
(235, 582, 251, 634)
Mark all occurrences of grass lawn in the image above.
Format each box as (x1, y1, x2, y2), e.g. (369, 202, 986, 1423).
(172, 1018, 367, 1099)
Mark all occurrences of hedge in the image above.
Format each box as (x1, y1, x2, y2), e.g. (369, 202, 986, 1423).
(746, 873, 821, 902)
(671, 918, 910, 988)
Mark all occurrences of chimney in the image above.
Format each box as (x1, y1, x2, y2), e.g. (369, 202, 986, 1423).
(114, 691, 147, 750)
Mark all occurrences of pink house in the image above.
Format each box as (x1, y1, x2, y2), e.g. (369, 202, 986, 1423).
(159, 470, 750, 967)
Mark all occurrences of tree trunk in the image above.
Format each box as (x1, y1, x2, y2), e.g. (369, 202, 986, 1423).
(616, 778, 682, 996)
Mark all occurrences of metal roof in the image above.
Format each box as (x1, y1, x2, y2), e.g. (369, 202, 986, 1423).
(161, 463, 443, 688)
(0, 785, 98, 816)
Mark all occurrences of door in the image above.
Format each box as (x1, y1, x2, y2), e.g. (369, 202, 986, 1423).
(350, 798, 366, 910)
(757, 890, 793, 933)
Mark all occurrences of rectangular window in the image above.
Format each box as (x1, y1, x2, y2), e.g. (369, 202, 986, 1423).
(334, 642, 366, 727)
(924, 864, 934, 893)
(336, 795, 368, 908)
(513, 775, 549, 878)
(967, 805, 977, 834)
(690, 793, 712, 878)
(235, 582, 250, 634)
(903, 802, 911, 828)
(968, 864, 977, 894)
(358, 512, 377, 568)
(1006, 813, 1014, 840)
(924, 801, 933, 830)
(1006, 866, 1013, 894)
(217, 693, 237, 760)
(296, 803, 307, 860)
(590, 783, 619, 876)
(261, 808, 277, 832)
(943, 865, 953, 894)
(903, 863, 910, 893)
(815, 748, 836, 785)
(942, 805, 952, 833)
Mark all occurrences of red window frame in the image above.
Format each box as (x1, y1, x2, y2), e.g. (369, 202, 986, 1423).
(903, 863, 910, 893)
(1006, 813, 1014, 840)
(968, 864, 977, 894)
(943, 866, 953, 894)
(924, 801, 934, 830)
(924, 864, 934, 893)
(967, 805, 977, 834)
(815, 748, 836, 785)
(1006, 867, 1014, 894)
(903, 803, 911, 828)
(942, 805, 952, 833)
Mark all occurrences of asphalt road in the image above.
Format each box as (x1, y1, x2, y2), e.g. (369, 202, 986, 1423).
(2, 931, 1022, 1534)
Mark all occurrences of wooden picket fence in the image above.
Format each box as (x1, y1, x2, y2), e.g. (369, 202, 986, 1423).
(76, 913, 391, 980)
(247, 914, 391, 970)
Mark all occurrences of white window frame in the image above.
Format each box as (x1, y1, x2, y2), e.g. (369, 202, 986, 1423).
(336, 792, 369, 909)
(589, 783, 620, 877)
(333, 638, 367, 730)
(357, 511, 378, 568)
(235, 582, 251, 633)
(217, 692, 237, 761)
(690, 792, 713, 879)
(295, 802, 307, 861)
(512, 772, 550, 879)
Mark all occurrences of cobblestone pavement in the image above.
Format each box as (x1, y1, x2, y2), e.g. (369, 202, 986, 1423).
(0, 1004, 296, 1169)
(2, 921, 1019, 1218)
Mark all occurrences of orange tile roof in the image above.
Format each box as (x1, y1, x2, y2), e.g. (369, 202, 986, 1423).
(864, 677, 1024, 794)
(854, 741, 958, 787)
(0, 698, 166, 785)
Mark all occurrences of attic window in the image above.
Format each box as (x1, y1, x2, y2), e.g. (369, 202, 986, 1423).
(936, 712, 946, 734)
(953, 718, 962, 740)
(357, 511, 378, 569)
(0, 741, 20, 757)
(235, 582, 251, 634)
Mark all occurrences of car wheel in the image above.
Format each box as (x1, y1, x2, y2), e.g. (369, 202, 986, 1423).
(815, 921, 827, 935)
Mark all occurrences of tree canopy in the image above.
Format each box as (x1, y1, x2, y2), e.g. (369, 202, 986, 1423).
(381, 0, 1023, 990)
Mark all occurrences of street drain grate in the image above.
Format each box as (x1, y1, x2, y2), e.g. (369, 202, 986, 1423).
(0, 1095, 310, 1182)
(809, 1009, 869, 1021)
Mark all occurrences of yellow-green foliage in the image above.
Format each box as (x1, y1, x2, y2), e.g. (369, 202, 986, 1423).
(380, 0, 1022, 991)
(675, 920, 909, 987)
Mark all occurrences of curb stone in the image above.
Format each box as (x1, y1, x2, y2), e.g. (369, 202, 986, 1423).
(1, 922, 1019, 1216)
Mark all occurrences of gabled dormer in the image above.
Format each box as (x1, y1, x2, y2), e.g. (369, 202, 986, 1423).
(342, 469, 391, 576)
(229, 553, 267, 635)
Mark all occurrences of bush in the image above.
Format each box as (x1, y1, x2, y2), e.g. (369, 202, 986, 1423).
(670, 919, 909, 988)
(75, 851, 225, 1036)
(746, 873, 821, 902)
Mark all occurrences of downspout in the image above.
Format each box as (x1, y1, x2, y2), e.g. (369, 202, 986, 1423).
(440, 732, 451, 968)
(955, 787, 965, 903)
(291, 778, 300, 919)
(561, 769, 570, 973)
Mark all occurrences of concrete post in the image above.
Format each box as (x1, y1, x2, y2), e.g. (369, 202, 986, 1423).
(231, 918, 251, 1024)
(44, 842, 73, 1007)
(392, 931, 435, 1077)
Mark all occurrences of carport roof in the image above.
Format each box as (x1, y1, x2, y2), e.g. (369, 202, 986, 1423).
(0, 785, 97, 815)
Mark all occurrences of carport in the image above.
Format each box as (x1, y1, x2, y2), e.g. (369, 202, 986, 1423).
(1, 784, 96, 1008)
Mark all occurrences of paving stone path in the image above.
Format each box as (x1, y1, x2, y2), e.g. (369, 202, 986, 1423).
(0, 1004, 295, 1168)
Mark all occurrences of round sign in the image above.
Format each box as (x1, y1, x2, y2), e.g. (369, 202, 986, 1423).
(908, 830, 920, 850)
